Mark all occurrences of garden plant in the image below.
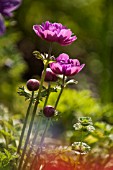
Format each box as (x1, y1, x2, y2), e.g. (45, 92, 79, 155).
(1, 1, 113, 170)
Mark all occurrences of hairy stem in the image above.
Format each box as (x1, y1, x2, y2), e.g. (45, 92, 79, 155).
(22, 83, 51, 170)
(17, 91, 34, 154)
(18, 43, 52, 170)
(55, 75, 65, 109)
(30, 76, 66, 169)
(30, 119, 51, 170)
(22, 117, 42, 170)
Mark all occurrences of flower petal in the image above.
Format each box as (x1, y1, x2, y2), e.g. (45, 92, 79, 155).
(33, 21, 77, 46)
(62, 65, 71, 76)
(60, 36, 77, 46)
(33, 25, 43, 38)
(43, 30, 58, 41)
(56, 53, 69, 63)
(72, 59, 80, 66)
(50, 62, 63, 74)
(0, 0, 21, 17)
(58, 29, 72, 39)
(71, 64, 85, 76)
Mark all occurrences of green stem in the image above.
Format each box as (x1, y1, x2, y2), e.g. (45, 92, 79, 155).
(54, 75, 65, 109)
(38, 119, 51, 151)
(44, 82, 51, 108)
(18, 44, 52, 170)
(30, 76, 66, 169)
(47, 42, 53, 59)
(22, 83, 51, 170)
(22, 116, 42, 170)
(80, 131, 83, 153)
(17, 91, 34, 154)
(30, 119, 51, 170)
(18, 64, 48, 170)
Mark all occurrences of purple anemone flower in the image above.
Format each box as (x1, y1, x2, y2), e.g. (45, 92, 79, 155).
(33, 21, 77, 46)
(0, 0, 21, 36)
(49, 53, 85, 76)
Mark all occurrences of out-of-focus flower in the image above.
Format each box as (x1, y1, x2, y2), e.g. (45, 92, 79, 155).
(0, 14, 5, 35)
(0, 0, 21, 36)
(50, 53, 85, 76)
(26, 79, 40, 91)
(42, 68, 58, 82)
(72, 142, 91, 154)
(33, 21, 77, 46)
(43, 105, 55, 117)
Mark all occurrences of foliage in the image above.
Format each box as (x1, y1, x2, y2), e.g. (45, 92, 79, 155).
(38, 87, 113, 154)
(0, 86, 113, 169)
(0, 32, 26, 114)
(26, 144, 113, 170)
(41, 88, 113, 125)
(0, 104, 22, 169)
(38, 87, 113, 151)
(0, 1, 113, 169)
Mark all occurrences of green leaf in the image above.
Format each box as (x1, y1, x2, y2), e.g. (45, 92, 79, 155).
(66, 79, 78, 85)
(33, 51, 45, 60)
(0, 130, 15, 141)
(4, 149, 11, 160)
(17, 86, 31, 100)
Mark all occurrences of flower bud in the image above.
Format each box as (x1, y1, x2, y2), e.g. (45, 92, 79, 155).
(26, 79, 40, 91)
(43, 105, 55, 117)
(43, 68, 58, 82)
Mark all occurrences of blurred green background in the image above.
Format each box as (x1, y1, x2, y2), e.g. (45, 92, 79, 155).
(0, 0, 113, 119)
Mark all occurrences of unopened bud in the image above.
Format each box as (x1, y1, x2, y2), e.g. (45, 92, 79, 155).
(43, 105, 55, 117)
(43, 68, 58, 82)
(26, 79, 40, 91)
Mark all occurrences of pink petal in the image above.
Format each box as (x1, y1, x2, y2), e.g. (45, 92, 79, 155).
(33, 25, 42, 38)
(72, 59, 80, 66)
(63, 65, 72, 76)
(58, 29, 72, 38)
(71, 64, 85, 76)
(44, 30, 58, 41)
(61, 36, 77, 46)
(50, 62, 63, 74)
(56, 53, 69, 62)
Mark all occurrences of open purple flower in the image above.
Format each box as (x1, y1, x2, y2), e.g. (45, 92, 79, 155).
(0, 0, 21, 36)
(50, 53, 85, 76)
(33, 21, 77, 46)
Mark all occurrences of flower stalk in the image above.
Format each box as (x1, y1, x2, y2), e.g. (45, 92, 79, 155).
(17, 91, 34, 154)
(17, 21, 85, 170)
(55, 75, 65, 109)
(22, 116, 42, 170)
(30, 75, 66, 169)
(18, 44, 52, 170)
(30, 118, 51, 170)
(22, 82, 51, 170)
